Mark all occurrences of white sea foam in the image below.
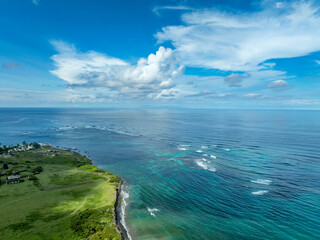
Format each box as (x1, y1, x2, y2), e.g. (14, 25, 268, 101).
(224, 148, 230, 151)
(210, 155, 217, 159)
(251, 179, 272, 185)
(58, 126, 74, 131)
(201, 146, 208, 149)
(107, 128, 139, 137)
(178, 146, 187, 151)
(147, 208, 159, 217)
(202, 158, 210, 162)
(21, 132, 32, 135)
(252, 190, 269, 195)
(120, 189, 132, 240)
(196, 150, 203, 153)
(202, 154, 208, 157)
(195, 160, 216, 172)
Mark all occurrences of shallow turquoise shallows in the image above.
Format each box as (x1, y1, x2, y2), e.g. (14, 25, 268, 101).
(1, 108, 320, 240)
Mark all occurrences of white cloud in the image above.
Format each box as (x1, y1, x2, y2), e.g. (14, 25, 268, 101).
(156, 1, 320, 72)
(50, 41, 184, 99)
(267, 80, 289, 88)
(243, 93, 266, 99)
(216, 93, 235, 98)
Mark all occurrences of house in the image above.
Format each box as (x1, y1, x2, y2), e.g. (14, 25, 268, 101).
(6, 175, 22, 184)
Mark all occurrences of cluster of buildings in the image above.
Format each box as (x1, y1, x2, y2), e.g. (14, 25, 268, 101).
(6, 144, 35, 154)
(0, 142, 48, 185)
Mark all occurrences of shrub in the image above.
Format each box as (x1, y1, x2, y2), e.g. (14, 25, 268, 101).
(32, 166, 43, 174)
(29, 175, 38, 181)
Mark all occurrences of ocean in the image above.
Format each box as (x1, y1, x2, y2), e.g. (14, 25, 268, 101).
(1, 108, 320, 239)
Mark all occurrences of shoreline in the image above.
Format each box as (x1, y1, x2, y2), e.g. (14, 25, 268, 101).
(59, 145, 130, 240)
(75, 147, 130, 240)
(73, 147, 129, 240)
(53, 145, 130, 239)
(115, 180, 130, 240)
(38, 144, 131, 239)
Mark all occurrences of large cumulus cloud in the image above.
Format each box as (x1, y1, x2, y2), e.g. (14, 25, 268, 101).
(50, 41, 184, 99)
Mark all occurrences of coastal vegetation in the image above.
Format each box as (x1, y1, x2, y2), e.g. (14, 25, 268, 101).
(0, 143, 122, 240)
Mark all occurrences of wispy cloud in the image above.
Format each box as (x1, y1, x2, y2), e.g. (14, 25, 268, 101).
(243, 93, 266, 99)
(153, 5, 193, 16)
(186, 90, 215, 98)
(50, 41, 184, 99)
(32, 0, 40, 6)
(224, 73, 249, 87)
(156, 1, 320, 72)
(285, 99, 320, 105)
(267, 80, 289, 88)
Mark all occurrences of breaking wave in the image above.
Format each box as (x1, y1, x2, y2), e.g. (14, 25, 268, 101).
(57, 125, 140, 137)
(178, 146, 187, 151)
(251, 179, 272, 185)
(147, 208, 159, 217)
(252, 190, 269, 195)
(195, 159, 216, 172)
(120, 189, 132, 240)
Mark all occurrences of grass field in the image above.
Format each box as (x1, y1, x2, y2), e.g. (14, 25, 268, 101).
(0, 145, 122, 240)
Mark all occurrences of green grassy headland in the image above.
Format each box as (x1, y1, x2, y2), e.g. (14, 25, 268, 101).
(0, 143, 122, 240)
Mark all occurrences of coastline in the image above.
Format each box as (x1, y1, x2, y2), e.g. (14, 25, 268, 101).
(115, 180, 130, 240)
(56, 145, 129, 239)
(0, 142, 128, 239)
(73, 147, 130, 240)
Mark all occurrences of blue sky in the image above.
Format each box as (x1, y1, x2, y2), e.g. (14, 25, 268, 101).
(1, 0, 320, 109)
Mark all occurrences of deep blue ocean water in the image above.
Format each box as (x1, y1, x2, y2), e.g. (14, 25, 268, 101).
(1, 108, 320, 240)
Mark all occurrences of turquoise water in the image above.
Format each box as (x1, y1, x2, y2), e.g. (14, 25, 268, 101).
(1, 108, 320, 239)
